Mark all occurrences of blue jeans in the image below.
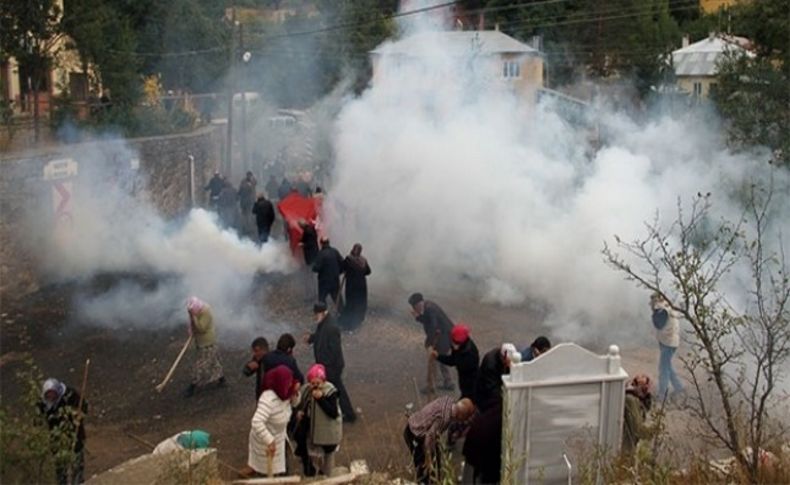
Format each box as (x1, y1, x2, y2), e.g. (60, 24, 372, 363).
(658, 343, 683, 398)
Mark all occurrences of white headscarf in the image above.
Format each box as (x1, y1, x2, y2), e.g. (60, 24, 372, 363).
(41, 378, 66, 410)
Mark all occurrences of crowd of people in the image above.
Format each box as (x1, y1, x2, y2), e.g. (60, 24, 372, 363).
(203, 170, 325, 245)
(33, 169, 685, 483)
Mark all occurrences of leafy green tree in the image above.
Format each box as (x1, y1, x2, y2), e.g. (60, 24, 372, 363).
(713, 0, 789, 165)
(0, 0, 62, 141)
(483, 0, 681, 94)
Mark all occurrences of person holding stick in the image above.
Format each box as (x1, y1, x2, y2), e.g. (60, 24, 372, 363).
(243, 365, 300, 478)
(184, 296, 225, 398)
(37, 378, 89, 485)
(408, 293, 455, 394)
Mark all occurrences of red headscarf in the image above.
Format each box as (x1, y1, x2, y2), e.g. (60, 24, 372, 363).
(451, 324, 470, 345)
(263, 365, 295, 401)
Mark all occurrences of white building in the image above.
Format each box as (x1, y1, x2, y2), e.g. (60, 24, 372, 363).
(671, 34, 752, 99)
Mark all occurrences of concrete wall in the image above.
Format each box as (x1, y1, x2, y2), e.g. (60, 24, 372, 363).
(0, 124, 224, 299)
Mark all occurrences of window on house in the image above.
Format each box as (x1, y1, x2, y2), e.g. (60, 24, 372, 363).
(503, 61, 521, 79)
(69, 72, 88, 101)
(693, 82, 703, 97)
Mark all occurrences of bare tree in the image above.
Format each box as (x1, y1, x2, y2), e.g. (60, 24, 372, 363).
(602, 184, 790, 481)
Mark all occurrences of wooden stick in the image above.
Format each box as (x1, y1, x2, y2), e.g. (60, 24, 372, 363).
(69, 358, 90, 483)
(156, 335, 193, 392)
(231, 476, 301, 484)
(267, 452, 273, 478)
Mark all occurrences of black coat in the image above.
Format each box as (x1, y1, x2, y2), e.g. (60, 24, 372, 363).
(301, 226, 319, 266)
(265, 177, 279, 200)
(308, 313, 345, 375)
(205, 175, 224, 197)
(277, 180, 292, 200)
(262, 349, 305, 384)
(437, 338, 480, 399)
(37, 387, 88, 451)
(415, 300, 454, 354)
(341, 257, 371, 328)
(242, 356, 266, 399)
(462, 398, 502, 483)
(475, 347, 508, 411)
(313, 246, 344, 291)
(238, 178, 256, 209)
(252, 198, 275, 229)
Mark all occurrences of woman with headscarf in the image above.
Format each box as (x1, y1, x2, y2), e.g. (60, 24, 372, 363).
(293, 364, 343, 476)
(340, 243, 371, 330)
(185, 296, 225, 398)
(622, 373, 654, 455)
(245, 365, 299, 477)
(37, 378, 88, 485)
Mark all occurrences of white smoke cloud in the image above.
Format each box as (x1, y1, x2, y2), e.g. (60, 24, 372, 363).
(323, 12, 790, 345)
(34, 140, 296, 337)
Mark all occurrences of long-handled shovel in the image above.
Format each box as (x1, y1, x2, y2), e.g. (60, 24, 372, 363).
(156, 335, 193, 393)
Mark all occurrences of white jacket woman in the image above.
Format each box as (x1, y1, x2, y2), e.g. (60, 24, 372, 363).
(248, 365, 298, 476)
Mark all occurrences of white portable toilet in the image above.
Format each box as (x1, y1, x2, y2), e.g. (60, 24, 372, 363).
(501, 343, 629, 484)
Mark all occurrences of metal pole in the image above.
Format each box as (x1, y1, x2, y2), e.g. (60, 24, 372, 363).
(239, 24, 249, 175)
(188, 154, 195, 208)
(225, 3, 236, 177)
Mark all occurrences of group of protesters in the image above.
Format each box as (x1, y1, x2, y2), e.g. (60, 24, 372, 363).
(203, 170, 325, 246)
(403, 292, 552, 484)
(33, 170, 685, 485)
(239, 300, 355, 478)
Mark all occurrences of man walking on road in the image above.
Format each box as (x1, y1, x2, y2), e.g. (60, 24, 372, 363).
(305, 302, 356, 422)
(313, 238, 344, 305)
(408, 293, 455, 394)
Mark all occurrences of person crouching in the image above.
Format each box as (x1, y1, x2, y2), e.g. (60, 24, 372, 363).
(404, 396, 475, 484)
(294, 364, 342, 477)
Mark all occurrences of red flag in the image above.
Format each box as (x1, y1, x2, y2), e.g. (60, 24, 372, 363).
(277, 192, 323, 257)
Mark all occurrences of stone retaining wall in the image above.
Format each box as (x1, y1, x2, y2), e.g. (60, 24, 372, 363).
(0, 125, 225, 299)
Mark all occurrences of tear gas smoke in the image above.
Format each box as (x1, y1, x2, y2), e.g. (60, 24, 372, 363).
(34, 141, 296, 337)
(324, 7, 790, 345)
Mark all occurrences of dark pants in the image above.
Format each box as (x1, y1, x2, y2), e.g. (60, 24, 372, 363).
(318, 283, 339, 305)
(257, 225, 271, 244)
(55, 448, 84, 485)
(327, 368, 355, 421)
(404, 426, 429, 484)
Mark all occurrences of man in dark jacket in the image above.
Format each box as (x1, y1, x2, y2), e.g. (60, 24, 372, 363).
(251, 194, 276, 244)
(262, 333, 305, 384)
(37, 378, 88, 485)
(313, 238, 344, 305)
(408, 293, 455, 393)
(306, 302, 356, 422)
(218, 180, 239, 229)
(265, 174, 279, 200)
(277, 177, 292, 200)
(462, 396, 502, 483)
(204, 171, 224, 209)
(242, 337, 269, 400)
(475, 343, 519, 412)
(521, 336, 551, 362)
(432, 324, 479, 400)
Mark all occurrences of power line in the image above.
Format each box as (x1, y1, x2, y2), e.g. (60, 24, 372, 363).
(256, 1, 461, 40)
(494, 0, 699, 32)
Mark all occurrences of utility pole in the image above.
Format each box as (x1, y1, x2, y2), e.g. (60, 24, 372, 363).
(225, 2, 236, 177)
(239, 23, 249, 175)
